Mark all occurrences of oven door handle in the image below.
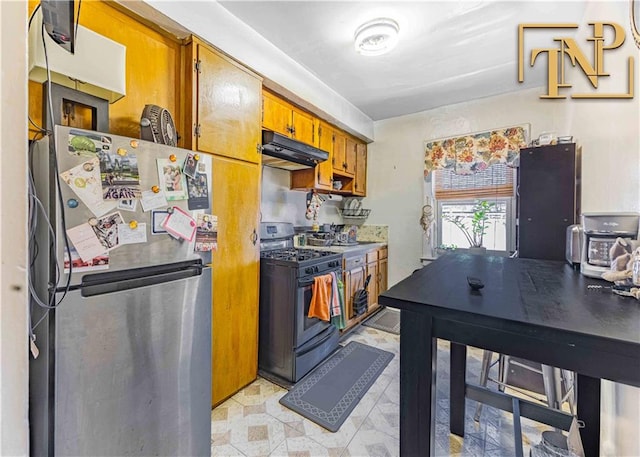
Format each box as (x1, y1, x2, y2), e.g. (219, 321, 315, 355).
(299, 279, 315, 287)
(298, 328, 335, 356)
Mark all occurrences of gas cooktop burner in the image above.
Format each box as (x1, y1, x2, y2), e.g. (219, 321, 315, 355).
(261, 248, 337, 263)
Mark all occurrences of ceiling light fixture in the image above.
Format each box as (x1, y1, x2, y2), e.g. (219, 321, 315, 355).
(354, 18, 400, 56)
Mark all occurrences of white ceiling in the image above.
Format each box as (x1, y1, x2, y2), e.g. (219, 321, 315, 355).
(218, 1, 587, 121)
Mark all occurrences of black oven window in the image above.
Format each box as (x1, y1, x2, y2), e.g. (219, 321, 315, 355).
(301, 284, 321, 330)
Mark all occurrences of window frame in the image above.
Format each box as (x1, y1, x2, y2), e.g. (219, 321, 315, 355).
(433, 163, 518, 254)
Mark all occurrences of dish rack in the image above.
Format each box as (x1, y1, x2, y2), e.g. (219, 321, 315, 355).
(338, 208, 371, 225)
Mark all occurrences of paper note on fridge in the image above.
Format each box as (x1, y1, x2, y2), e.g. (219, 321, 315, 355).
(66, 222, 107, 262)
(140, 190, 168, 212)
(59, 158, 117, 217)
(161, 207, 197, 241)
(118, 223, 148, 245)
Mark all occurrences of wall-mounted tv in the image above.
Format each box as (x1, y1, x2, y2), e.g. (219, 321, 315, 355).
(40, 0, 76, 54)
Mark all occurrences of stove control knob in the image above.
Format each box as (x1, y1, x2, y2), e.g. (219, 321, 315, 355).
(305, 267, 314, 274)
(314, 266, 319, 273)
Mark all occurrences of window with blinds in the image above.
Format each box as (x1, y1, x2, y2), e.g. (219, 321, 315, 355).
(434, 163, 515, 200)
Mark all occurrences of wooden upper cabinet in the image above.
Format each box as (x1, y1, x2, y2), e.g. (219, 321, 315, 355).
(353, 142, 367, 196)
(316, 121, 334, 188)
(332, 131, 346, 175)
(193, 42, 262, 163)
(291, 108, 316, 146)
(262, 90, 317, 147)
(262, 90, 292, 136)
(344, 137, 357, 176)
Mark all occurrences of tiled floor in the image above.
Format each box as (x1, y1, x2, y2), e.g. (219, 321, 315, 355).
(212, 325, 549, 457)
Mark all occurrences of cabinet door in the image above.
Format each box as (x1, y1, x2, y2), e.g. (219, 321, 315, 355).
(344, 137, 357, 176)
(333, 131, 346, 174)
(196, 45, 262, 164)
(378, 257, 388, 295)
(291, 107, 316, 146)
(262, 91, 292, 137)
(366, 261, 379, 306)
(353, 142, 367, 196)
(344, 267, 365, 319)
(316, 122, 334, 188)
(211, 156, 261, 405)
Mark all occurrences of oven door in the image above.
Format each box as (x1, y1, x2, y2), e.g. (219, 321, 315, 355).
(295, 274, 336, 348)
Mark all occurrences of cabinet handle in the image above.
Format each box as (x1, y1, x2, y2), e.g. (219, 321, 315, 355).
(343, 162, 347, 169)
(256, 143, 262, 154)
(250, 228, 258, 246)
(317, 170, 321, 182)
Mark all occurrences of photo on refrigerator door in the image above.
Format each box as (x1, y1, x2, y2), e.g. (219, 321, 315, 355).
(67, 130, 108, 157)
(195, 214, 217, 252)
(99, 146, 141, 200)
(91, 211, 124, 251)
(64, 247, 109, 273)
(187, 172, 209, 210)
(157, 158, 188, 201)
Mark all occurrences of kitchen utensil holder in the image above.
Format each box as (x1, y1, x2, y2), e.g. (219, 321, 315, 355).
(353, 289, 368, 316)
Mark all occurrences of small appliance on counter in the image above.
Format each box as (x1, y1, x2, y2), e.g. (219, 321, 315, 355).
(580, 213, 640, 278)
(565, 224, 583, 268)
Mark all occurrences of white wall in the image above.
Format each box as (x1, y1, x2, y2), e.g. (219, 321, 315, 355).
(260, 166, 344, 227)
(0, 1, 29, 455)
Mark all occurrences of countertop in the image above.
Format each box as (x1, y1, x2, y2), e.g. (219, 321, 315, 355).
(303, 242, 386, 256)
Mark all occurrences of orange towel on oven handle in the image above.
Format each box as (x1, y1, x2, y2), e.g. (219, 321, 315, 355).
(308, 273, 333, 321)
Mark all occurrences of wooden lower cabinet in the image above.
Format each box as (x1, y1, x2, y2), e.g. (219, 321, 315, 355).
(211, 156, 261, 406)
(341, 246, 388, 332)
(378, 258, 388, 295)
(344, 264, 365, 319)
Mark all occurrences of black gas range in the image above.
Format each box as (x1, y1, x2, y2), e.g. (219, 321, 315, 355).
(260, 248, 342, 279)
(258, 223, 341, 384)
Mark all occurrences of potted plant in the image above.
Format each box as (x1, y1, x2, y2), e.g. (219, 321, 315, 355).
(444, 201, 494, 253)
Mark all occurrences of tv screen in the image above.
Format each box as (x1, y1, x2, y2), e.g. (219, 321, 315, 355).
(40, 0, 76, 54)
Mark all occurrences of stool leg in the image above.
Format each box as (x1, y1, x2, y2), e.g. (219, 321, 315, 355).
(474, 350, 493, 422)
(541, 364, 559, 409)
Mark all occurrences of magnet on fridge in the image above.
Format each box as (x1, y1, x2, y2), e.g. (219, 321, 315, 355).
(88, 217, 98, 226)
(167, 206, 174, 214)
(130, 140, 139, 148)
(67, 198, 79, 209)
(129, 220, 138, 229)
(151, 185, 160, 193)
(194, 154, 200, 161)
(117, 148, 127, 156)
(169, 154, 177, 162)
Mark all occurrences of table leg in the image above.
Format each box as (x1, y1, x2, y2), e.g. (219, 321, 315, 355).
(400, 310, 436, 456)
(577, 374, 601, 457)
(450, 343, 467, 437)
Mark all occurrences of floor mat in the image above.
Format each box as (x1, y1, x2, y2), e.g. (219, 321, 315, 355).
(279, 341, 394, 432)
(362, 307, 400, 335)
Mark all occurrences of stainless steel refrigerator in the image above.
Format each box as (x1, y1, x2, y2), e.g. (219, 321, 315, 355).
(30, 126, 212, 456)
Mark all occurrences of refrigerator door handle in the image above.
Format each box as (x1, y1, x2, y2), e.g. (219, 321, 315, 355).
(79, 260, 204, 297)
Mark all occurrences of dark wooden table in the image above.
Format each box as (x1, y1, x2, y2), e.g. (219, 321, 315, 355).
(379, 254, 640, 457)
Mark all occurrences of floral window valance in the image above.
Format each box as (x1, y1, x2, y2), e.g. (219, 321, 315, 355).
(424, 126, 528, 177)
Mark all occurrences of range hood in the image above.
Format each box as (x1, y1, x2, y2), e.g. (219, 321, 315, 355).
(262, 131, 329, 171)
